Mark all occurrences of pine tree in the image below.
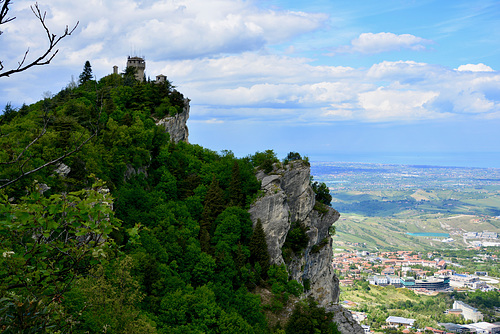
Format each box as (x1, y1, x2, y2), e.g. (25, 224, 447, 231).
(199, 227, 212, 254)
(199, 175, 225, 251)
(229, 161, 243, 207)
(79, 60, 93, 85)
(249, 219, 270, 280)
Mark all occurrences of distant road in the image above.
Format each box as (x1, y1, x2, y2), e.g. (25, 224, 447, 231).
(446, 215, 475, 219)
(479, 276, 499, 284)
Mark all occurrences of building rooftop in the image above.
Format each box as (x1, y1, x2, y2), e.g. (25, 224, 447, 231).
(463, 322, 500, 330)
(386, 316, 416, 325)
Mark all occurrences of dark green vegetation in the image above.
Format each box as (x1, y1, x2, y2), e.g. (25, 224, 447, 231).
(0, 71, 337, 333)
(282, 222, 310, 264)
(285, 298, 340, 334)
(311, 180, 332, 206)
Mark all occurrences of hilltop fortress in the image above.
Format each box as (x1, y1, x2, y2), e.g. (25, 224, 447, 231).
(113, 56, 167, 83)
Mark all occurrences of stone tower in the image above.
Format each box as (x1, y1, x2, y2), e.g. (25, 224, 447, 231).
(127, 56, 146, 82)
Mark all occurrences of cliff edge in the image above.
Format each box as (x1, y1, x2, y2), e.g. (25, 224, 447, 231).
(249, 160, 364, 334)
(156, 97, 190, 143)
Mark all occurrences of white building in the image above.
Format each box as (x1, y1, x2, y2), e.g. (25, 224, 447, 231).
(387, 275, 402, 287)
(369, 275, 388, 286)
(450, 274, 480, 288)
(463, 322, 500, 334)
(385, 316, 415, 329)
(453, 301, 484, 322)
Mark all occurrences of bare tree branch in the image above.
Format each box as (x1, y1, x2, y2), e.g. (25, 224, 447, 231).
(0, 0, 16, 29)
(0, 1, 79, 78)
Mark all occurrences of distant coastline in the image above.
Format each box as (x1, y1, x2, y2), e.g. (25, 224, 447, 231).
(309, 152, 500, 169)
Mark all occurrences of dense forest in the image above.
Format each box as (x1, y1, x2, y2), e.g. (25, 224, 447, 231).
(0, 64, 340, 333)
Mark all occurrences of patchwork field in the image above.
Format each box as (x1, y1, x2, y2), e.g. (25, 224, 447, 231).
(311, 162, 500, 251)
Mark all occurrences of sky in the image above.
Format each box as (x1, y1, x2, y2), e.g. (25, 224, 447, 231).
(1, 0, 500, 168)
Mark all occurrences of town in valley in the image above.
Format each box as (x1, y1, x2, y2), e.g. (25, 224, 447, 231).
(312, 162, 500, 333)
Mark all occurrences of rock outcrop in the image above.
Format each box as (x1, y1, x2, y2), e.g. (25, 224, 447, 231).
(156, 98, 190, 143)
(249, 160, 364, 334)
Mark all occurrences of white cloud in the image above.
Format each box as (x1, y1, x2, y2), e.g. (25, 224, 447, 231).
(2, 1, 500, 125)
(164, 56, 500, 122)
(332, 32, 432, 55)
(367, 60, 430, 78)
(456, 63, 494, 72)
(358, 88, 442, 121)
(29, 0, 327, 63)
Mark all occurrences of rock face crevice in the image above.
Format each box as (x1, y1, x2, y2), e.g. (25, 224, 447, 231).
(155, 98, 190, 143)
(249, 161, 364, 334)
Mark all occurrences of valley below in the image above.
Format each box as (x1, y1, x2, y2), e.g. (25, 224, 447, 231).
(311, 161, 500, 252)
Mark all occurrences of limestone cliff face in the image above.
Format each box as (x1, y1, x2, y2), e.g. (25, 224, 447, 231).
(249, 161, 364, 334)
(155, 98, 190, 143)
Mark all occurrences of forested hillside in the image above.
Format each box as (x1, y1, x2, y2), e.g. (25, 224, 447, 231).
(0, 70, 340, 333)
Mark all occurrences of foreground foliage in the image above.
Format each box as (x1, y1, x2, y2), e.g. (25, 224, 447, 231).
(0, 74, 338, 332)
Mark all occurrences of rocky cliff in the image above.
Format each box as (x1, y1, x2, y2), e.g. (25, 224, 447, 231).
(249, 160, 364, 334)
(156, 97, 190, 143)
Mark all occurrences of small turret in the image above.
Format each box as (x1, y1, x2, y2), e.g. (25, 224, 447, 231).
(156, 74, 167, 83)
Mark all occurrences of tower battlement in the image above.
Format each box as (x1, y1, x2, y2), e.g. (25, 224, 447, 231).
(127, 56, 145, 82)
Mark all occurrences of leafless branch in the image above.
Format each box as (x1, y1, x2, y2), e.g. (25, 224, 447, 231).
(0, 0, 16, 28)
(0, 1, 79, 78)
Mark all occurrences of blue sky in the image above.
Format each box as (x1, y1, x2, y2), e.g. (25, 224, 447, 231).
(1, 0, 500, 167)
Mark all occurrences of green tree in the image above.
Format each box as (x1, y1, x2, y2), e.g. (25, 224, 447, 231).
(78, 60, 93, 85)
(199, 175, 225, 252)
(0, 178, 121, 331)
(1, 102, 17, 123)
(286, 152, 302, 162)
(64, 256, 156, 333)
(250, 149, 278, 173)
(311, 181, 332, 206)
(123, 66, 138, 86)
(285, 298, 340, 334)
(229, 161, 243, 207)
(249, 219, 270, 280)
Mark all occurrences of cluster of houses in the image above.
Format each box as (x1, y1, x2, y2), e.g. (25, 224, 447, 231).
(335, 250, 499, 333)
(333, 250, 448, 278)
(335, 250, 495, 293)
(367, 272, 493, 294)
(464, 232, 498, 240)
(464, 231, 500, 247)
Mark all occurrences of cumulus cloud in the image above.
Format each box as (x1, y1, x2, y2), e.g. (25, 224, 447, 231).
(2, 1, 500, 125)
(165, 55, 500, 123)
(358, 88, 442, 121)
(331, 32, 433, 55)
(456, 63, 494, 72)
(18, 0, 327, 63)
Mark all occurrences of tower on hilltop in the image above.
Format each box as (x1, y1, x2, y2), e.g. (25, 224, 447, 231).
(127, 56, 146, 82)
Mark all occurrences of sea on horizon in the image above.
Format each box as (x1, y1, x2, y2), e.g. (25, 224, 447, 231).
(309, 152, 500, 169)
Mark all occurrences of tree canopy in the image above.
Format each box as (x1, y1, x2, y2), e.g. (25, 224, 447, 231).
(0, 72, 339, 333)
